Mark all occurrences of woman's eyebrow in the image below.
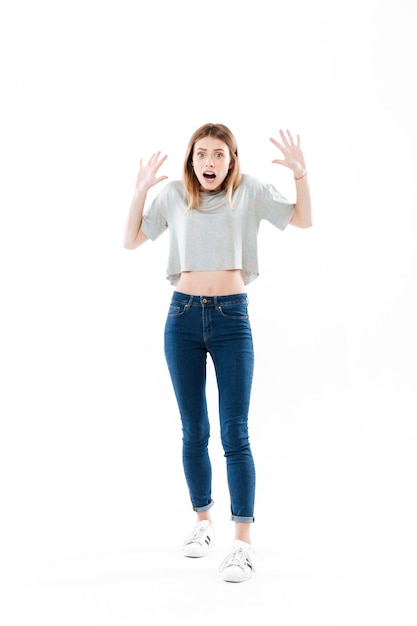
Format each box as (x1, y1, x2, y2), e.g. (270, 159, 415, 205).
(195, 146, 225, 151)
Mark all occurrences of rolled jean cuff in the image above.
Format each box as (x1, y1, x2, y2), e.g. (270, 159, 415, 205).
(230, 515, 255, 523)
(192, 499, 214, 513)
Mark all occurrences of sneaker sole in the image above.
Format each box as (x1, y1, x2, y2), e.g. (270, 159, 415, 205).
(222, 566, 253, 582)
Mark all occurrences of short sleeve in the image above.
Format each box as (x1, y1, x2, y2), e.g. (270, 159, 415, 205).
(141, 190, 169, 241)
(260, 184, 295, 230)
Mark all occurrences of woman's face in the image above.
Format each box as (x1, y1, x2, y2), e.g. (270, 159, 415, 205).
(192, 136, 232, 192)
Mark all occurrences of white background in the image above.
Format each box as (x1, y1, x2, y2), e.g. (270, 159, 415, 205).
(1, 0, 416, 624)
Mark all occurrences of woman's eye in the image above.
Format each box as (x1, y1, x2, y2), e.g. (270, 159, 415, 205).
(215, 153, 223, 158)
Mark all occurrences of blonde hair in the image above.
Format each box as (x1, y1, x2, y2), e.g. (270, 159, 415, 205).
(183, 123, 242, 210)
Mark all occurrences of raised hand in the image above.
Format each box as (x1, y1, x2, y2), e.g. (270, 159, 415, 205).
(135, 151, 168, 191)
(269, 130, 306, 178)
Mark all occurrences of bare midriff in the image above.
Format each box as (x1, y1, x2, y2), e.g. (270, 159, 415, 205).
(176, 270, 245, 296)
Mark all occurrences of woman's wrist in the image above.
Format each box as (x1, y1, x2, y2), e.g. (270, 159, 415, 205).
(134, 183, 149, 196)
(294, 170, 307, 181)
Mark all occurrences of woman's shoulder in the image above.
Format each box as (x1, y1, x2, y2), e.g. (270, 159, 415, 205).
(235, 174, 267, 201)
(151, 180, 187, 212)
(157, 179, 185, 198)
(238, 173, 264, 191)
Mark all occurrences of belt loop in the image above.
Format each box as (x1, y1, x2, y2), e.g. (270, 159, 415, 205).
(187, 295, 194, 307)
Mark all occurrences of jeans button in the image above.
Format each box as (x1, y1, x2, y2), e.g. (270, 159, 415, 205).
(202, 298, 208, 303)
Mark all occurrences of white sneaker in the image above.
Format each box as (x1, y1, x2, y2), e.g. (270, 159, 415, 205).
(219, 540, 255, 582)
(183, 520, 215, 558)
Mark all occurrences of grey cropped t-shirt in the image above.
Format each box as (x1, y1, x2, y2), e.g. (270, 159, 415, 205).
(141, 173, 295, 285)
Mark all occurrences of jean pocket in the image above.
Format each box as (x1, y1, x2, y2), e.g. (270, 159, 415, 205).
(167, 302, 189, 317)
(217, 303, 249, 320)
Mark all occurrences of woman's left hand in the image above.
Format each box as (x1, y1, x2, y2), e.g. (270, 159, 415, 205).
(270, 130, 306, 178)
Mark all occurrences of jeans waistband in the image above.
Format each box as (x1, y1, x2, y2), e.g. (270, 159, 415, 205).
(172, 291, 248, 307)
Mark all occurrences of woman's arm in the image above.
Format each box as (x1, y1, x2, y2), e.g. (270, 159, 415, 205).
(290, 172, 312, 228)
(270, 130, 312, 229)
(123, 152, 168, 249)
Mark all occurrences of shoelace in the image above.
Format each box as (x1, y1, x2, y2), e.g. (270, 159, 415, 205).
(184, 524, 210, 546)
(219, 546, 255, 573)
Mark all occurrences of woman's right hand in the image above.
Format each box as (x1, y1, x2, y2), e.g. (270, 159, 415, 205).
(135, 152, 168, 191)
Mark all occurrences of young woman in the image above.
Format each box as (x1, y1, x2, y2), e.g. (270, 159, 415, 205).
(124, 123, 312, 583)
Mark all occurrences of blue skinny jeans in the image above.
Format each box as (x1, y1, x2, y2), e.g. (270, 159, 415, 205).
(164, 291, 256, 523)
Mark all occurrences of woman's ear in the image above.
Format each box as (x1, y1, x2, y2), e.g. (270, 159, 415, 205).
(229, 153, 237, 169)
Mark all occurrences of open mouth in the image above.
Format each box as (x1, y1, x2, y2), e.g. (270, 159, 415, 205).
(203, 172, 216, 180)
